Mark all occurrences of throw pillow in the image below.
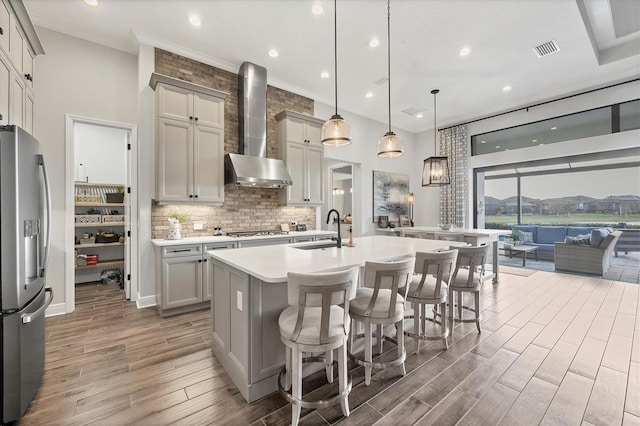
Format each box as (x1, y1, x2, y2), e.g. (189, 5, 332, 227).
(517, 230, 534, 244)
(564, 234, 591, 245)
(590, 228, 610, 248)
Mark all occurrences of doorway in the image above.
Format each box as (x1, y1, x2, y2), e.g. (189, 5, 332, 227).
(65, 115, 138, 313)
(325, 161, 359, 238)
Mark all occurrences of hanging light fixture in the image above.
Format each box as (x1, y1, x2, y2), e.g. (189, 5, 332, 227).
(377, 0, 403, 158)
(422, 89, 450, 186)
(321, 0, 352, 147)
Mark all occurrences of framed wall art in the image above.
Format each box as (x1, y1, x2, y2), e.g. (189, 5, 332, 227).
(372, 171, 410, 223)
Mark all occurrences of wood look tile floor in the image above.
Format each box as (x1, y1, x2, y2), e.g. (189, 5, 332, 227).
(18, 270, 640, 426)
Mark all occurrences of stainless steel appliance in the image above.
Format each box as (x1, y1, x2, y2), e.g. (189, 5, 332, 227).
(226, 230, 289, 238)
(0, 126, 52, 423)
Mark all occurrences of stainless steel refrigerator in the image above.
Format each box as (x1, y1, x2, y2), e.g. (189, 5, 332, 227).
(0, 125, 52, 423)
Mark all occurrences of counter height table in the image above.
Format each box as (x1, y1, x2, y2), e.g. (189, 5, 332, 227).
(207, 235, 467, 403)
(396, 226, 511, 284)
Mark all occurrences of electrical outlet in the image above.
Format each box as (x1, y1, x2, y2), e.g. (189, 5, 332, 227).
(193, 222, 204, 231)
(291, 220, 298, 226)
(236, 291, 243, 311)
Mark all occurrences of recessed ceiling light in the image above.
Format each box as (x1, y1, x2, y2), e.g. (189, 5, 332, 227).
(416, 113, 424, 118)
(311, 3, 323, 14)
(459, 46, 471, 56)
(83, 0, 98, 5)
(189, 15, 202, 26)
(495, 145, 501, 149)
(268, 49, 279, 58)
(539, 143, 545, 146)
(369, 38, 380, 48)
(502, 85, 512, 92)
(550, 126, 558, 130)
(480, 140, 486, 144)
(320, 71, 329, 79)
(532, 139, 537, 142)
(365, 91, 373, 98)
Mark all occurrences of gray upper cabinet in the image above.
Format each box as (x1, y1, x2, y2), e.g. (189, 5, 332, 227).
(276, 110, 324, 206)
(0, 0, 43, 133)
(150, 73, 228, 205)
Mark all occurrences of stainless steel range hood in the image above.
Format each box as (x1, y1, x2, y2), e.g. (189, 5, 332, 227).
(224, 62, 293, 188)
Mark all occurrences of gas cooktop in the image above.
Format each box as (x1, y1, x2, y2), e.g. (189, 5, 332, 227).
(226, 230, 289, 238)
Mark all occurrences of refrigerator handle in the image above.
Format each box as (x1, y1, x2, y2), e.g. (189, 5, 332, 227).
(37, 154, 52, 278)
(21, 288, 53, 323)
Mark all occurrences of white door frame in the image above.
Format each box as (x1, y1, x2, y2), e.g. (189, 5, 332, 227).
(64, 114, 139, 313)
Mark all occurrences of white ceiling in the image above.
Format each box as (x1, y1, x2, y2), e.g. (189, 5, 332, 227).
(23, 0, 640, 133)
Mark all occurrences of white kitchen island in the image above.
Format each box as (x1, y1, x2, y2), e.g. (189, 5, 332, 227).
(207, 235, 467, 403)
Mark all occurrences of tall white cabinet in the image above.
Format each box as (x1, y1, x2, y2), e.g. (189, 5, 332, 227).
(0, 0, 43, 133)
(150, 73, 228, 205)
(276, 110, 324, 206)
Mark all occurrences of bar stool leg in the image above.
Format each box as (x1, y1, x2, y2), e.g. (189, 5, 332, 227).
(397, 319, 406, 376)
(413, 302, 421, 354)
(376, 324, 383, 354)
(325, 349, 334, 383)
(284, 346, 292, 391)
(291, 349, 303, 426)
(458, 292, 463, 322)
(441, 301, 448, 349)
(338, 344, 350, 417)
(448, 287, 455, 332)
(364, 322, 372, 385)
(475, 291, 481, 333)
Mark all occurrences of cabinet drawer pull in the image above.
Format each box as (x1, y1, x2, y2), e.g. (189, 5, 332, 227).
(0, 27, 3, 35)
(194, 117, 198, 121)
(171, 249, 191, 253)
(24, 73, 33, 82)
(203, 258, 208, 262)
(194, 194, 198, 198)
(189, 116, 193, 120)
(189, 194, 193, 198)
(198, 259, 202, 263)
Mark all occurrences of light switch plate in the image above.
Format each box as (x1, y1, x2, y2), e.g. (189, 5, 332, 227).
(236, 291, 243, 311)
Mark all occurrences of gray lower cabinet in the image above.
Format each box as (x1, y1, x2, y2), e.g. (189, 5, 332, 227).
(236, 237, 292, 248)
(155, 241, 235, 316)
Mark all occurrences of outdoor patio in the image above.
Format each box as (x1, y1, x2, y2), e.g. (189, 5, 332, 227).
(498, 251, 640, 284)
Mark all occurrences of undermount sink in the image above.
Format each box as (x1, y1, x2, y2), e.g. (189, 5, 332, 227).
(292, 242, 338, 250)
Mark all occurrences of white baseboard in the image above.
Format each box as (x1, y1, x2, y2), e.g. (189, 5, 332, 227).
(45, 302, 68, 317)
(136, 294, 156, 309)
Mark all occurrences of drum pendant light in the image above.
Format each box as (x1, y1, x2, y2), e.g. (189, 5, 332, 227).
(422, 89, 450, 186)
(377, 0, 403, 158)
(321, 0, 352, 147)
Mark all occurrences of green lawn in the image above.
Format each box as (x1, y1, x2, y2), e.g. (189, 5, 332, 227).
(485, 213, 640, 227)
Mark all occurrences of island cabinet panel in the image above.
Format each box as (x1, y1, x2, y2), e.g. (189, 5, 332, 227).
(210, 260, 292, 403)
(250, 278, 287, 382)
(211, 262, 250, 378)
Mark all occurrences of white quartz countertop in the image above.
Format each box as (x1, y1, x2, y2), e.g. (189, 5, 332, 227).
(207, 235, 467, 283)
(151, 230, 336, 247)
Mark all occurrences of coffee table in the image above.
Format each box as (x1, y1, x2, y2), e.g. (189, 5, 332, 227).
(504, 245, 538, 267)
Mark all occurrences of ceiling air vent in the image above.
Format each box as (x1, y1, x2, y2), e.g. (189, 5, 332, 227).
(533, 40, 560, 58)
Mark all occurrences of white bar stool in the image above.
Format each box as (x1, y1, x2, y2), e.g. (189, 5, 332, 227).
(403, 249, 458, 351)
(348, 257, 414, 385)
(448, 245, 490, 333)
(278, 267, 359, 426)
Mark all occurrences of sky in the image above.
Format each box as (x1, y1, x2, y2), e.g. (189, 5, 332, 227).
(486, 167, 640, 200)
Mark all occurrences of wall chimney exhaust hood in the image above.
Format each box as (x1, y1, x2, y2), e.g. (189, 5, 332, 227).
(224, 62, 293, 188)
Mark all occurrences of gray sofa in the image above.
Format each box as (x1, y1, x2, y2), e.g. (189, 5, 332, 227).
(511, 225, 606, 261)
(555, 231, 622, 276)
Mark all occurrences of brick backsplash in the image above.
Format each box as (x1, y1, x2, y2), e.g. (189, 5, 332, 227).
(152, 49, 317, 239)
